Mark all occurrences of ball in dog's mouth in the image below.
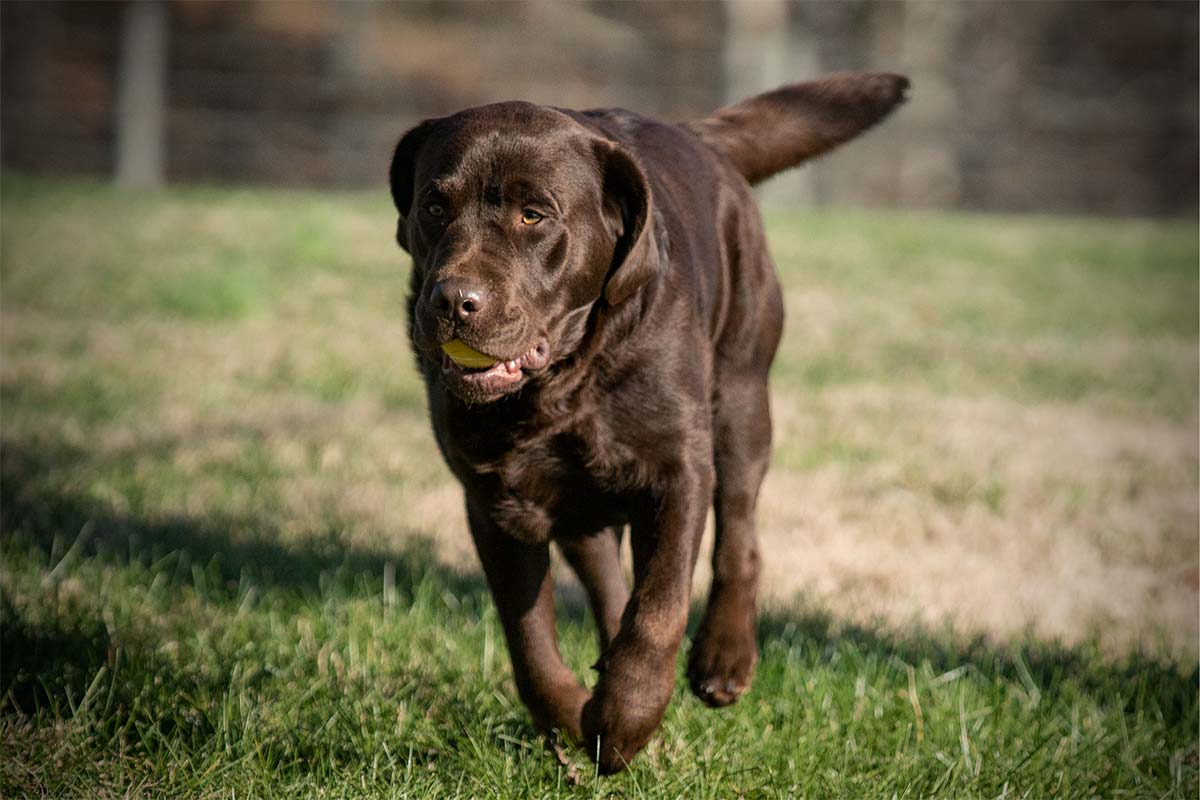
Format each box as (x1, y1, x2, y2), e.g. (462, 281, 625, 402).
(439, 339, 550, 397)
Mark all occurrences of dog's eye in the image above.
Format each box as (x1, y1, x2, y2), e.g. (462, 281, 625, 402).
(520, 210, 543, 225)
(426, 203, 446, 218)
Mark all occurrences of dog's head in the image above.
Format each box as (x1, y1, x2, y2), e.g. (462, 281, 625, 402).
(390, 102, 658, 404)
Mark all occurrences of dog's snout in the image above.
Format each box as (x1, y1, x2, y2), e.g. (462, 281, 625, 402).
(429, 278, 487, 322)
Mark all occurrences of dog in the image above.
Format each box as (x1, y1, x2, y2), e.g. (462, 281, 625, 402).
(389, 72, 908, 773)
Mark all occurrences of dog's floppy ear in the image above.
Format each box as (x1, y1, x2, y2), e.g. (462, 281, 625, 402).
(389, 119, 437, 252)
(596, 141, 663, 306)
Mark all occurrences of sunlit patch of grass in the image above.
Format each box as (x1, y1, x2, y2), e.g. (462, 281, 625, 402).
(150, 261, 267, 320)
(1, 369, 149, 426)
(773, 432, 881, 472)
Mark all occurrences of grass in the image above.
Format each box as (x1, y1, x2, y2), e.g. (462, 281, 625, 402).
(1, 174, 1197, 797)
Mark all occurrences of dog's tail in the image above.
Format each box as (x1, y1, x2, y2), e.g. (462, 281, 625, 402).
(685, 72, 909, 186)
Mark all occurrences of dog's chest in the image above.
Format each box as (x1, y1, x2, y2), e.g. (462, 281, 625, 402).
(484, 426, 633, 543)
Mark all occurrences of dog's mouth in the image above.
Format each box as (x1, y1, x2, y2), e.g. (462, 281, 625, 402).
(438, 338, 550, 401)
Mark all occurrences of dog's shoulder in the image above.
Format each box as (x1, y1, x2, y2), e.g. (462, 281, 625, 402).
(562, 106, 713, 165)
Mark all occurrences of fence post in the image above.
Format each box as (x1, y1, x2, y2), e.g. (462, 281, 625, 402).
(723, 0, 817, 208)
(115, 0, 167, 188)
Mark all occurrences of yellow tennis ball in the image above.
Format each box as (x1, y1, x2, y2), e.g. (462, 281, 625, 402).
(441, 340, 498, 369)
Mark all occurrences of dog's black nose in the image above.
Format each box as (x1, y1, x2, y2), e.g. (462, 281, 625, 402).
(429, 278, 486, 322)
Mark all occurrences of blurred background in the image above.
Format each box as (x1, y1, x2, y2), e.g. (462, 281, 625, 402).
(2, 0, 1197, 214)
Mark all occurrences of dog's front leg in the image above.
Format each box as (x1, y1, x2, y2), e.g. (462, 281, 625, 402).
(581, 466, 711, 773)
(467, 502, 590, 740)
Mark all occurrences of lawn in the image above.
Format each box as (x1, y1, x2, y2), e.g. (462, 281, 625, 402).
(1, 174, 1197, 798)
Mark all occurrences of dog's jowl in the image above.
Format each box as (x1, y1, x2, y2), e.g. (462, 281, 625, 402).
(389, 72, 908, 774)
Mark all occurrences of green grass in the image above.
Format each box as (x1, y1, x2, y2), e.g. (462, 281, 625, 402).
(2, 492, 1195, 798)
(2, 175, 1197, 797)
(763, 209, 1198, 420)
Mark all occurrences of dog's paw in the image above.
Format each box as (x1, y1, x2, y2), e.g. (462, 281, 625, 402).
(580, 652, 675, 774)
(687, 616, 758, 707)
(581, 692, 658, 774)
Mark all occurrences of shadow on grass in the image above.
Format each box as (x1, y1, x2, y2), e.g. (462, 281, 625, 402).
(0, 434, 486, 598)
(0, 435, 488, 717)
(2, 434, 1196, 735)
(752, 606, 1198, 727)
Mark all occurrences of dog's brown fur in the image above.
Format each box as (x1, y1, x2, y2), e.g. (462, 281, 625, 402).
(389, 72, 908, 773)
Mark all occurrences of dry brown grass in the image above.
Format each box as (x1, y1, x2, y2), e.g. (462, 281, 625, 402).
(752, 387, 1198, 658)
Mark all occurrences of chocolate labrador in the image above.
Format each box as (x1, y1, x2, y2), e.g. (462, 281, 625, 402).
(389, 72, 908, 773)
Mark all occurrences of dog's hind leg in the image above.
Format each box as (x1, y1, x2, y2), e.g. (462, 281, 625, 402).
(558, 526, 630, 652)
(689, 257, 782, 707)
(688, 373, 773, 707)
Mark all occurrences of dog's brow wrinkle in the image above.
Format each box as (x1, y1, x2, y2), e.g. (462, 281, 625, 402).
(430, 176, 461, 198)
